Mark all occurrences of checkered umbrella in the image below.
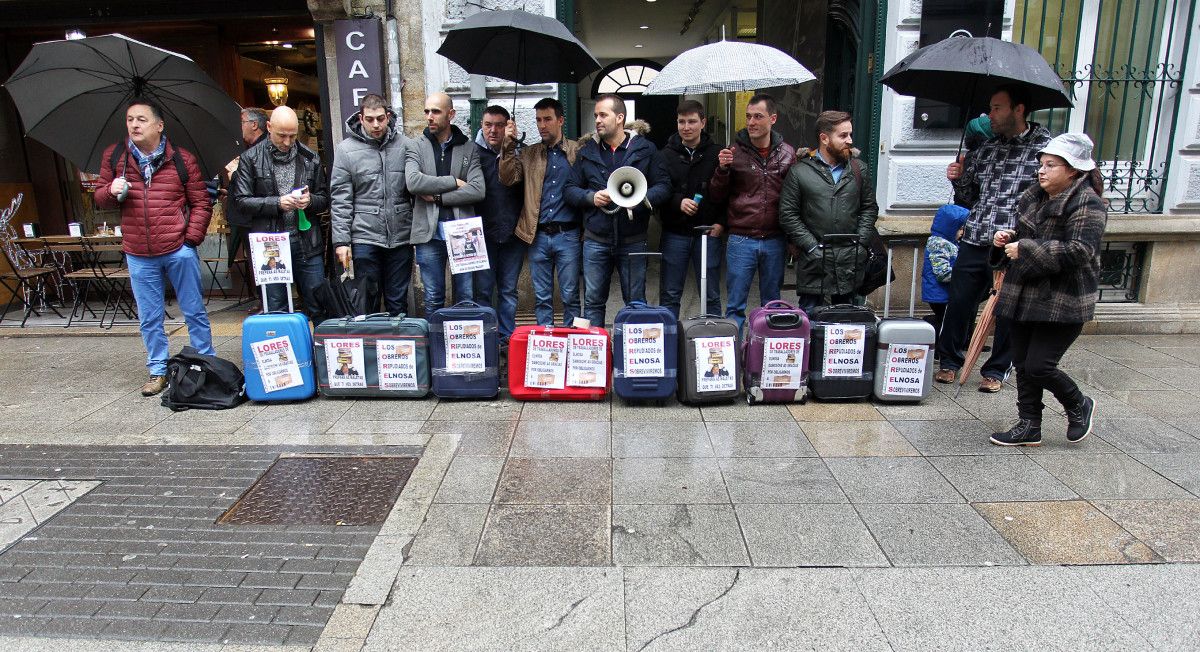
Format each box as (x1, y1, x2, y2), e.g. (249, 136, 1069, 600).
(644, 41, 816, 96)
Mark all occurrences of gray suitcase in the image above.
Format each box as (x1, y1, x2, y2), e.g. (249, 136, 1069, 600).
(677, 226, 741, 404)
(873, 240, 936, 403)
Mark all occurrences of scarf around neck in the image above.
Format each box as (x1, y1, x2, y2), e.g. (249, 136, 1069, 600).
(129, 137, 167, 184)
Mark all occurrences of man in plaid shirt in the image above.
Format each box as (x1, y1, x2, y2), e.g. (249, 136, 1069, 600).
(934, 86, 1052, 393)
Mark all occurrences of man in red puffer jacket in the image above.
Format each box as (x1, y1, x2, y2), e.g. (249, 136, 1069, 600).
(95, 99, 214, 397)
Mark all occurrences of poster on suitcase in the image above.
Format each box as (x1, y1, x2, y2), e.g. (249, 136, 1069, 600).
(323, 338, 366, 389)
(377, 339, 420, 391)
(882, 343, 929, 397)
(823, 325, 866, 377)
(525, 334, 567, 390)
(250, 335, 304, 393)
(443, 217, 490, 274)
(621, 323, 665, 378)
(694, 336, 736, 393)
(248, 232, 293, 286)
(444, 320, 486, 373)
(567, 333, 607, 387)
(763, 337, 806, 389)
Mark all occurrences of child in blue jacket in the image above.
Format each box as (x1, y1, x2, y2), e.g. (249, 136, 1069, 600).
(923, 204, 970, 341)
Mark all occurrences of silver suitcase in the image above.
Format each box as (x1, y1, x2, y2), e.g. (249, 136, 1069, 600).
(873, 240, 936, 403)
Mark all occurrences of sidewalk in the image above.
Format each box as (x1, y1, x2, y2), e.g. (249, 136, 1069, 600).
(0, 332, 1198, 650)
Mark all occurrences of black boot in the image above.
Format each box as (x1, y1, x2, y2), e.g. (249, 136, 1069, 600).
(990, 419, 1043, 446)
(1065, 395, 1095, 443)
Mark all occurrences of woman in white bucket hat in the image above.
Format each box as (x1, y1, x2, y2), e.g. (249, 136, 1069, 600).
(988, 133, 1107, 447)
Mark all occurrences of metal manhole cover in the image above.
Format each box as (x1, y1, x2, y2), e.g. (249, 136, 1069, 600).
(217, 455, 418, 526)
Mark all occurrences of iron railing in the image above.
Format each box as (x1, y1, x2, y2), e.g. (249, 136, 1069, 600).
(1097, 241, 1146, 302)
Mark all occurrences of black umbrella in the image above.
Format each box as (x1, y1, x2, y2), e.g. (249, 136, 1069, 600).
(436, 9, 600, 85)
(3, 33, 242, 179)
(881, 36, 1073, 114)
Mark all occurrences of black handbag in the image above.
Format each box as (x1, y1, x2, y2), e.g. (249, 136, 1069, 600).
(856, 231, 895, 296)
(160, 346, 247, 411)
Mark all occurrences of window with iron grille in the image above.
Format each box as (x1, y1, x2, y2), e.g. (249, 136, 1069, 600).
(1014, 0, 1194, 214)
(1097, 241, 1146, 302)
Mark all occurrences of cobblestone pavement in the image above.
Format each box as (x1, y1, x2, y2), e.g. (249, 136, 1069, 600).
(1, 332, 1199, 650)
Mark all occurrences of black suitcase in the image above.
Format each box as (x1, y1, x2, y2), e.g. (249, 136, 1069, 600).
(806, 234, 878, 400)
(313, 313, 432, 398)
(677, 315, 742, 404)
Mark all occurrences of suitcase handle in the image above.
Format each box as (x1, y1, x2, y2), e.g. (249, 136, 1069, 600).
(767, 312, 803, 329)
(763, 299, 797, 310)
(448, 300, 483, 309)
(626, 300, 649, 309)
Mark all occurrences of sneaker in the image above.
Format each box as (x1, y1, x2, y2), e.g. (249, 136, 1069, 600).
(1065, 395, 1095, 443)
(978, 377, 1003, 393)
(141, 375, 167, 397)
(934, 369, 957, 384)
(990, 419, 1043, 446)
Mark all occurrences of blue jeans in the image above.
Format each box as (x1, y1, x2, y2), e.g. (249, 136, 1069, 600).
(724, 234, 786, 331)
(264, 248, 325, 320)
(126, 245, 214, 376)
(352, 243, 413, 315)
(529, 229, 582, 326)
(659, 230, 722, 319)
(473, 236, 527, 340)
(415, 240, 474, 316)
(583, 237, 647, 327)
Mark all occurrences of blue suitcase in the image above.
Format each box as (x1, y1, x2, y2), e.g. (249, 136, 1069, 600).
(613, 300, 678, 403)
(429, 301, 500, 399)
(243, 311, 317, 402)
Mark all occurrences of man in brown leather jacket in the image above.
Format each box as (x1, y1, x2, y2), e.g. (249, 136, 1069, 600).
(709, 93, 797, 331)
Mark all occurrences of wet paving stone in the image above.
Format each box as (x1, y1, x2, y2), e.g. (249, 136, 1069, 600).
(975, 501, 1162, 565)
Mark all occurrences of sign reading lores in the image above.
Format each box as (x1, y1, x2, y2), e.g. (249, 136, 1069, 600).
(334, 19, 386, 137)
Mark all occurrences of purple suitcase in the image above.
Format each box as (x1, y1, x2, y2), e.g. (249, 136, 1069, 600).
(744, 299, 811, 404)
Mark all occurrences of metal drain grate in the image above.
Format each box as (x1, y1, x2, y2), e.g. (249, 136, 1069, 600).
(217, 455, 418, 526)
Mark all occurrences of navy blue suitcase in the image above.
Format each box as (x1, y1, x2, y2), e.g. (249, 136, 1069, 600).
(613, 300, 678, 403)
(428, 300, 501, 399)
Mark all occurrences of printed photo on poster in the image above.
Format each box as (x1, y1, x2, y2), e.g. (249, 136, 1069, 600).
(883, 343, 929, 397)
(567, 333, 607, 388)
(762, 337, 806, 389)
(249, 232, 294, 286)
(250, 336, 303, 393)
(822, 324, 866, 377)
(377, 339, 419, 391)
(524, 334, 567, 389)
(444, 320, 486, 373)
(443, 217, 490, 275)
(621, 323, 665, 378)
(694, 336, 736, 393)
(323, 338, 366, 389)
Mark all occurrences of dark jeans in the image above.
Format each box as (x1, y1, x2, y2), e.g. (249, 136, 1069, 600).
(659, 230, 722, 319)
(1010, 320, 1084, 421)
(936, 242, 1012, 380)
(352, 243, 413, 315)
(583, 237, 647, 326)
(473, 236, 527, 340)
(415, 240, 474, 316)
(264, 248, 325, 321)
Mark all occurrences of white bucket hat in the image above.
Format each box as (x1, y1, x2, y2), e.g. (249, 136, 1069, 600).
(1038, 133, 1096, 172)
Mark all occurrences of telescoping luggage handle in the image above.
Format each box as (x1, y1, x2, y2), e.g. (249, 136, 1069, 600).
(880, 237, 925, 319)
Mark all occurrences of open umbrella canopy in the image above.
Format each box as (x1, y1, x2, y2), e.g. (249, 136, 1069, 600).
(3, 33, 243, 179)
(644, 41, 816, 95)
(881, 36, 1072, 112)
(437, 9, 600, 84)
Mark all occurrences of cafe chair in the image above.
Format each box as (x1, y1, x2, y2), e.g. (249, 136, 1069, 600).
(0, 240, 64, 327)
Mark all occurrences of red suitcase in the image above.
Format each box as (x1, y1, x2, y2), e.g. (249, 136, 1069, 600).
(508, 324, 611, 401)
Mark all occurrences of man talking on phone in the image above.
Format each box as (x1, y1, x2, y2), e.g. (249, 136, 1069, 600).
(231, 106, 330, 320)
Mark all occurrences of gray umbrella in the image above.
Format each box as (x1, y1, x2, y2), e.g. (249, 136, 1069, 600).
(3, 33, 243, 178)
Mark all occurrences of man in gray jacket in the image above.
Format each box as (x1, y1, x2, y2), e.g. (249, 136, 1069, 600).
(331, 93, 413, 315)
(404, 92, 485, 315)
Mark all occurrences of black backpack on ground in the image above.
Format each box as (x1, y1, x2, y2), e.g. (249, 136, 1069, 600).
(161, 346, 247, 411)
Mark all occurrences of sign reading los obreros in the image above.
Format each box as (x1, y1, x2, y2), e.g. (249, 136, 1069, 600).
(323, 338, 366, 389)
(567, 333, 607, 387)
(622, 323, 665, 378)
(694, 336, 736, 393)
(250, 336, 303, 393)
(377, 340, 419, 391)
(525, 334, 567, 390)
(445, 320, 486, 373)
(249, 232, 293, 286)
(823, 324, 866, 377)
(883, 343, 929, 397)
(762, 337, 806, 389)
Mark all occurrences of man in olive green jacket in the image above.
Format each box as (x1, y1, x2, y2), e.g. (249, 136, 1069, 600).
(779, 110, 879, 312)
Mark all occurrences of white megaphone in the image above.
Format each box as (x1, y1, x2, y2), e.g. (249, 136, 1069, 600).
(603, 166, 652, 220)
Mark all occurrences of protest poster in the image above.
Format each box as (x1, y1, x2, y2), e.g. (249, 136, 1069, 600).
(443, 217, 490, 274)
(882, 343, 930, 397)
(249, 232, 293, 286)
(250, 336, 303, 393)
(694, 336, 736, 393)
(822, 325, 866, 377)
(444, 320, 486, 373)
(762, 337, 806, 389)
(524, 334, 567, 389)
(323, 338, 366, 389)
(377, 340, 419, 391)
(621, 323, 665, 378)
(567, 333, 607, 388)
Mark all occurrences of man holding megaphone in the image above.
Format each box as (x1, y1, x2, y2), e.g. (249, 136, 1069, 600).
(564, 94, 671, 326)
